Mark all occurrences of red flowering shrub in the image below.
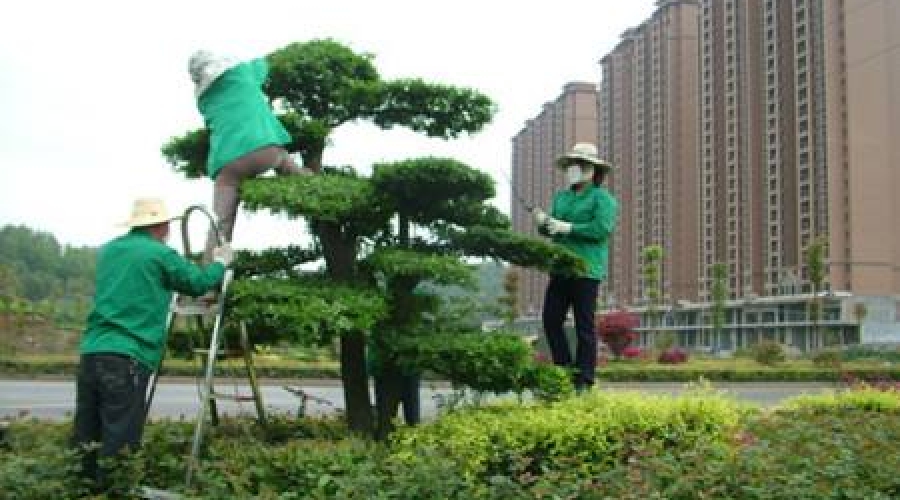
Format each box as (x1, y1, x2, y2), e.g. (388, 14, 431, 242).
(621, 346, 643, 359)
(596, 310, 641, 359)
(658, 347, 689, 364)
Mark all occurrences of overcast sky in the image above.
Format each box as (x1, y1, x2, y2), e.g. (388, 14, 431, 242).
(0, 0, 655, 251)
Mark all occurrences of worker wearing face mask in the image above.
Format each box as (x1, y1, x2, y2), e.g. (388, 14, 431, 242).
(533, 143, 618, 392)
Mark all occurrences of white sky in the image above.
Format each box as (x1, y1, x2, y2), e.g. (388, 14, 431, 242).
(0, 0, 655, 251)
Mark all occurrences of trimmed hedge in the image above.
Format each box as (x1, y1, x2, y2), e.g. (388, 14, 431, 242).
(3, 389, 900, 498)
(3, 356, 899, 383)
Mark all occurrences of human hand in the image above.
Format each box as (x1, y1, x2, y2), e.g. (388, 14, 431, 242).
(533, 208, 549, 226)
(213, 243, 233, 266)
(546, 218, 573, 235)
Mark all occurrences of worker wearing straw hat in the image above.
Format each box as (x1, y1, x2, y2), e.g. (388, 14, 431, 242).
(72, 197, 232, 490)
(533, 143, 618, 392)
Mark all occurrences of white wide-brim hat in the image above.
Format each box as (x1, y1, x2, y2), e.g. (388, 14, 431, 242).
(556, 142, 614, 171)
(189, 50, 237, 98)
(121, 197, 175, 228)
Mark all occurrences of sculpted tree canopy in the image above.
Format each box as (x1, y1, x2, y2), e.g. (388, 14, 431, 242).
(162, 38, 580, 435)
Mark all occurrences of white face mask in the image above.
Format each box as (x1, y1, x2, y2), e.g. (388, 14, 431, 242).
(566, 165, 593, 186)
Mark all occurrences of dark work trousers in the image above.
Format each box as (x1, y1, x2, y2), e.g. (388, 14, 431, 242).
(542, 275, 600, 389)
(72, 353, 151, 486)
(374, 372, 421, 425)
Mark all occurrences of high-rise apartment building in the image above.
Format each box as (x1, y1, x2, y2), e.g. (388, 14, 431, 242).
(511, 82, 599, 314)
(823, 0, 900, 296)
(513, 0, 900, 324)
(599, 0, 700, 306)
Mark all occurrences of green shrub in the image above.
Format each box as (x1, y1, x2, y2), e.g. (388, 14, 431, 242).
(811, 348, 842, 368)
(780, 386, 900, 413)
(751, 340, 786, 366)
(5, 390, 900, 498)
(390, 390, 752, 480)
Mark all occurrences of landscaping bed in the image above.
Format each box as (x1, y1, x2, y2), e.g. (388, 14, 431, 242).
(3, 355, 898, 383)
(2, 387, 899, 498)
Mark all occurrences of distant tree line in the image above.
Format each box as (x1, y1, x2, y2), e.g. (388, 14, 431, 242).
(0, 225, 97, 328)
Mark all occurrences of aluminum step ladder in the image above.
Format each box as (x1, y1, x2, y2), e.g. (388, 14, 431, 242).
(141, 205, 266, 490)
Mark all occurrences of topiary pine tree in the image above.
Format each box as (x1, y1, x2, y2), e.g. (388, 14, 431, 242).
(163, 38, 582, 435)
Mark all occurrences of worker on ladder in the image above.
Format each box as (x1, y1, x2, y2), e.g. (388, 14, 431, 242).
(187, 49, 314, 264)
(72, 197, 233, 493)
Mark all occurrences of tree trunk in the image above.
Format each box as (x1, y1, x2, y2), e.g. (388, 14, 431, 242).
(303, 148, 324, 173)
(317, 221, 373, 434)
(340, 332, 373, 434)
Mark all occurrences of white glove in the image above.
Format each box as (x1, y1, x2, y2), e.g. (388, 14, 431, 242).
(546, 218, 573, 235)
(213, 243, 234, 266)
(533, 208, 549, 226)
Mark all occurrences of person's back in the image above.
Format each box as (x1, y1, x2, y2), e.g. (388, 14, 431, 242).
(196, 59, 290, 178)
(81, 228, 222, 370)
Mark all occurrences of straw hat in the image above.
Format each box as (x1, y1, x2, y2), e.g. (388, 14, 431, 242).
(556, 143, 613, 171)
(188, 50, 236, 98)
(122, 198, 174, 228)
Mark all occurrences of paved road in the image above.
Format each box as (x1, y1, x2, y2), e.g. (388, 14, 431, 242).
(0, 378, 841, 421)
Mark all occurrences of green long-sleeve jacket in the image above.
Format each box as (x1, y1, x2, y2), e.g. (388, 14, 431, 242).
(197, 58, 292, 179)
(79, 229, 225, 371)
(545, 185, 619, 281)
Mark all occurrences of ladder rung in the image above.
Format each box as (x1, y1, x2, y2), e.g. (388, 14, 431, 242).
(209, 391, 257, 402)
(172, 303, 220, 316)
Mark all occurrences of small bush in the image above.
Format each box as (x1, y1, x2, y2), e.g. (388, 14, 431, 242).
(596, 310, 640, 359)
(751, 340, 786, 366)
(658, 347, 689, 364)
(621, 346, 643, 359)
(811, 348, 842, 368)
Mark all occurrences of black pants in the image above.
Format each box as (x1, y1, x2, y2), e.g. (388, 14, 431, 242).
(72, 353, 151, 485)
(374, 373, 421, 425)
(542, 275, 600, 389)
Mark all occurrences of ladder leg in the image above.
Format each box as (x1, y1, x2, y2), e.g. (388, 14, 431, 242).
(186, 270, 233, 487)
(241, 322, 267, 425)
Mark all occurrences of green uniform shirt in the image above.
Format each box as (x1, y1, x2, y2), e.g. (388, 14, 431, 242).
(79, 229, 225, 371)
(548, 185, 619, 280)
(197, 58, 292, 179)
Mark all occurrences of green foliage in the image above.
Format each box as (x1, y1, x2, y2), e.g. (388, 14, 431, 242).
(373, 78, 497, 138)
(811, 348, 842, 368)
(278, 113, 330, 168)
(366, 248, 474, 288)
(160, 127, 209, 178)
(5, 390, 900, 498)
(0, 225, 96, 303)
(393, 331, 567, 395)
(781, 387, 900, 413)
(447, 226, 586, 276)
(232, 245, 321, 278)
(229, 277, 387, 345)
(372, 157, 500, 226)
(267, 38, 381, 126)
(751, 340, 787, 366)
(241, 172, 383, 223)
(391, 390, 750, 481)
(839, 345, 900, 363)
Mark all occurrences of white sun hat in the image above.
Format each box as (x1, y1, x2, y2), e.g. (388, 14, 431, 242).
(188, 50, 237, 98)
(556, 142, 614, 171)
(121, 198, 175, 228)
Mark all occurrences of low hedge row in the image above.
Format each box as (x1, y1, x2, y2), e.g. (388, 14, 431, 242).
(3, 388, 899, 498)
(3, 356, 899, 382)
(0, 357, 341, 379)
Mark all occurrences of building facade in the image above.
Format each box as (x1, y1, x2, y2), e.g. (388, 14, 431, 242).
(512, 0, 900, 349)
(597, 0, 900, 305)
(599, 0, 701, 307)
(511, 82, 600, 314)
